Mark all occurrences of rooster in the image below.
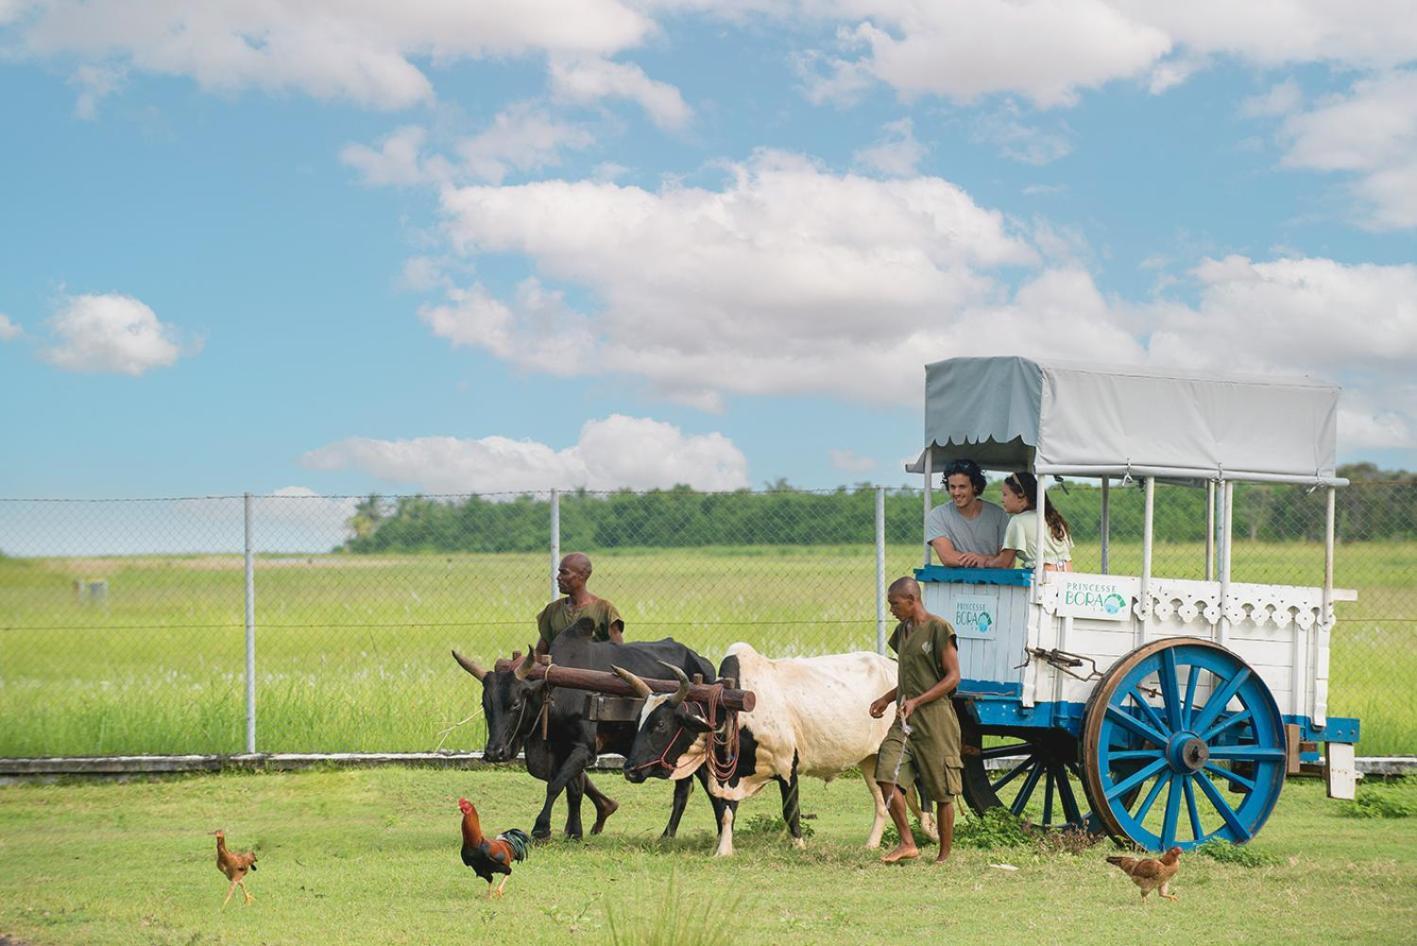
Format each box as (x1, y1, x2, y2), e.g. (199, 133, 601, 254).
(458, 797, 530, 898)
(1106, 846, 1181, 902)
(212, 830, 258, 908)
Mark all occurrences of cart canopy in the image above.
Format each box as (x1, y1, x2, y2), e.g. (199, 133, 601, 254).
(909, 356, 1342, 485)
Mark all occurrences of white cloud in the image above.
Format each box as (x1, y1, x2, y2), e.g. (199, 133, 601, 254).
(1276, 70, 1417, 230)
(41, 293, 191, 375)
(68, 62, 124, 119)
(456, 103, 596, 184)
(798, 2, 1417, 108)
(341, 125, 449, 187)
(813, 1, 1172, 108)
(829, 448, 877, 473)
(12, 0, 654, 110)
(1241, 78, 1303, 118)
(972, 103, 1072, 165)
(300, 415, 750, 492)
(549, 56, 692, 130)
(0, 313, 21, 340)
(432, 150, 1037, 408)
(1146, 255, 1417, 373)
(852, 118, 926, 177)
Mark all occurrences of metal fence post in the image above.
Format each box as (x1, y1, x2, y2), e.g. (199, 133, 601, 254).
(550, 488, 560, 602)
(243, 492, 256, 754)
(875, 486, 886, 655)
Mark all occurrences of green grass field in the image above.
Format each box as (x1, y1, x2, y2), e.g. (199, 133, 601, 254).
(0, 768, 1413, 946)
(0, 541, 1412, 757)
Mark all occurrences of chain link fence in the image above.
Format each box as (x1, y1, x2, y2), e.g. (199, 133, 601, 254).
(1, 481, 1412, 758)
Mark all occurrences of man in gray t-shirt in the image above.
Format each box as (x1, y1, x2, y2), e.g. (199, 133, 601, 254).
(926, 458, 1008, 567)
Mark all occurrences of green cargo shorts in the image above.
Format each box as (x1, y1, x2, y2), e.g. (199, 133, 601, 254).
(876, 717, 963, 806)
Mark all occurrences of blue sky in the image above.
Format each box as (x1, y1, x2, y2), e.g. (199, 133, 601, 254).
(2, 1, 1416, 504)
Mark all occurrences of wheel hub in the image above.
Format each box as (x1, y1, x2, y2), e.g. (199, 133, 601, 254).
(1167, 732, 1209, 772)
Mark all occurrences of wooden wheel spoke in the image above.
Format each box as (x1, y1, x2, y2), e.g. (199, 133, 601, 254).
(1010, 761, 1047, 817)
(1182, 774, 1205, 841)
(1181, 664, 1202, 730)
(1054, 764, 1083, 825)
(980, 743, 1036, 761)
(1108, 749, 1164, 763)
(1042, 764, 1056, 824)
(1206, 745, 1286, 762)
(1105, 757, 1169, 801)
(1158, 648, 1184, 732)
(1129, 688, 1170, 738)
(1202, 710, 1252, 743)
(1194, 770, 1251, 841)
(1191, 668, 1252, 735)
(991, 755, 1035, 793)
(1205, 762, 1256, 792)
(1160, 774, 1183, 850)
(1105, 704, 1167, 747)
(1133, 772, 1169, 823)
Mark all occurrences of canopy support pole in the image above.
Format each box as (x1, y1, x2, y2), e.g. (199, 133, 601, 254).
(922, 449, 933, 567)
(1032, 473, 1048, 602)
(1205, 479, 1216, 581)
(1315, 485, 1336, 725)
(1099, 476, 1111, 575)
(1218, 480, 1233, 646)
(1137, 477, 1154, 646)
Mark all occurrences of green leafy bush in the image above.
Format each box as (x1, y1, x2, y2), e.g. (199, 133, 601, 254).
(1194, 839, 1279, 867)
(1341, 778, 1417, 819)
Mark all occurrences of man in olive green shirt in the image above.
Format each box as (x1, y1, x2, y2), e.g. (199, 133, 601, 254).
(870, 576, 962, 864)
(533, 552, 625, 657)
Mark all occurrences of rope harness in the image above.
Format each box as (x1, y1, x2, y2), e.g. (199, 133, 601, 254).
(622, 681, 742, 782)
(703, 682, 742, 784)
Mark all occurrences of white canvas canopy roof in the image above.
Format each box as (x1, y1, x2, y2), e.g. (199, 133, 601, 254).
(908, 356, 1343, 485)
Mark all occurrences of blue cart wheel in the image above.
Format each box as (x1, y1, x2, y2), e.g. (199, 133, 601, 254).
(1080, 637, 1287, 851)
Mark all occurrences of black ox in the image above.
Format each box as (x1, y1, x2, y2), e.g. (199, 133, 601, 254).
(453, 617, 725, 841)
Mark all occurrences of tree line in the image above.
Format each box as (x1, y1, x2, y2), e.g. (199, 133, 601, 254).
(339, 464, 1415, 553)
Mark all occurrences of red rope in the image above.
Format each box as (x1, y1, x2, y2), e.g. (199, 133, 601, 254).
(704, 683, 741, 784)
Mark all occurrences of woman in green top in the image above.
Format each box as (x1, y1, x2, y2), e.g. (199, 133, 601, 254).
(534, 553, 625, 656)
(986, 471, 1074, 571)
(870, 576, 962, 864)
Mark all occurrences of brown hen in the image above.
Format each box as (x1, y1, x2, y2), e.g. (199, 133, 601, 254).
(1106, 846, 1181, 902)
(212, 830, 258, 908)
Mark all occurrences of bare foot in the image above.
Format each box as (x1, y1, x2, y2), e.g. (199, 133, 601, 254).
(934, 853, 951, 864)
(880, 844, 920, 864)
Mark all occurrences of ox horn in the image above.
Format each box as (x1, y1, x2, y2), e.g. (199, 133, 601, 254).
(450, 649, 486, 681)
(512, 646, 537, 681)
(611, 665, 653, 699)
(658, 661, 691, 707)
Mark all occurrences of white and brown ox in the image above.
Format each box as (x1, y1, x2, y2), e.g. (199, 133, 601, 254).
(616, 642, 935, 857)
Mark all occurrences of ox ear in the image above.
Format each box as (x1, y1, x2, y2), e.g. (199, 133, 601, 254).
(679, 706, 713, 732)
(451, 649, 486, 681)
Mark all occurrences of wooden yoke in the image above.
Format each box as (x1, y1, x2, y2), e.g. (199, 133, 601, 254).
(491, 657, 756, 712)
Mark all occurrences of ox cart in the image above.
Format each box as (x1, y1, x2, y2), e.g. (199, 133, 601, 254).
(909, 357, 1360, 852)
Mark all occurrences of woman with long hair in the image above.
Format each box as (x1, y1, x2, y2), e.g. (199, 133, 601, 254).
(984, 472, 1073, 572)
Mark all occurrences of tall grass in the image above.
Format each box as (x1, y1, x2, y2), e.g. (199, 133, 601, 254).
(1, 542, 1412, 756)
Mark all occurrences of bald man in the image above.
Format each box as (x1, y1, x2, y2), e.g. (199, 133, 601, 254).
(870, 576, 962, 864)
(533, 552, 626, 657)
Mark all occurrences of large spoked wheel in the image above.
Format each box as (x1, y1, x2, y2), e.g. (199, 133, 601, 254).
(958, 701, 1122, 832)
(1081, 637, 1287, 851)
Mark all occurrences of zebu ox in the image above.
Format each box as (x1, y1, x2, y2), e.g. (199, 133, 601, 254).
(453, 616, 724, 841)
(617, 642, 935, 857)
